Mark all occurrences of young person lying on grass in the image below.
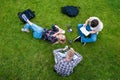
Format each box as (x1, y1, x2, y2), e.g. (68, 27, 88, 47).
(53, 46, 83, 76)
(21, 14, 66, 44)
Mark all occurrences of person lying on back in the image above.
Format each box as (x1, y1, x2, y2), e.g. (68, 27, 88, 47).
(21, 14, 66, 44)
(42, 24, 66, 44)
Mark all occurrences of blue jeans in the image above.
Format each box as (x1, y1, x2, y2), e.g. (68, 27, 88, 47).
(23, 23, 44, 39)
(78, 24, 97, 43)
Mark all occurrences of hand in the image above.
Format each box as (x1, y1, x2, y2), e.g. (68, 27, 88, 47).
(70, 48, 75, 53)
(89, 31, 96, 34)
(83, 24, 86, 27)
(83, 19, 89, 27)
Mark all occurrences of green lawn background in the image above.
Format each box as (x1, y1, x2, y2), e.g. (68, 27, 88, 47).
(0, 0, 120, 80)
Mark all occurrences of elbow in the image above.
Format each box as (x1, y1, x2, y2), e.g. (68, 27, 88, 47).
(53, 50, 57, 54)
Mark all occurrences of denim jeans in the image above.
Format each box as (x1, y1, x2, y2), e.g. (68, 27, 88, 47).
(78, 24, 97, 43)
(23, 23, 44, 39)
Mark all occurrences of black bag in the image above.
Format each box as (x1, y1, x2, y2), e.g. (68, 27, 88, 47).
(18, 9, 35, 23)
(61, 6, 79, 17)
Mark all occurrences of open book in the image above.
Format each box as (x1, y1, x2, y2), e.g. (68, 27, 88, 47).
(80, 27, 90, 36)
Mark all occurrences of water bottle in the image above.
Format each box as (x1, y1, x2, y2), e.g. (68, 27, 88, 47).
(67, 24, 72, 32)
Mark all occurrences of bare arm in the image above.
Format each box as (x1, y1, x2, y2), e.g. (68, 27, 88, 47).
(54, 25, 62, 30)
(52, 31, 61, 37)
(52, 40, 65, 45)
(83, 18, 98, 34)
(83, 19, 89, 27)
(55, 25, 65, 34)
(52, 30, 65, 37)
(52, 25, 65, 37)
(52, 41, 59, 45)
(89, 30, 98, 34)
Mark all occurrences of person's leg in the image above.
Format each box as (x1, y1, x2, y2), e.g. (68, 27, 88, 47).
(21, 21, 37, 32)
(21, 14, 44, 39)
(22, 14, 43, 32)
(30, 23, 44, 32)
(81, 33, 97, 43)
(85, 25, 91, 31)
(81, 25, 97, 43)
(22, 21, 44, 39)
(77, 24, 85, 37)
(31, 23, 44, 39)
(73, 24, 85, 42)
(21, 23, 31, 32)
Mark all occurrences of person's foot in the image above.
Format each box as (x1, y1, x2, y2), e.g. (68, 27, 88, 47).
(21, 28, 30, 33)
(22, 14, 29, 22)
(73, 36, 81, 42)
(82, 42, 86, 46)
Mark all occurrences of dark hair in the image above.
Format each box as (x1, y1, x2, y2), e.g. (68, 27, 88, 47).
(90, 19, 99, 27)
(52, 24, 58, 32)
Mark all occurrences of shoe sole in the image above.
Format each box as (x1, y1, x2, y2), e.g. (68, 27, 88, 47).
(73, 36, 80, 42)
(82, 43, 86, 46)
(22, 14, 28, 22)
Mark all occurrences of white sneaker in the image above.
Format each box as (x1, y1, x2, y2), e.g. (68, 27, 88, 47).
(21, 28, 30, 33)
(82, 42, 86, 46)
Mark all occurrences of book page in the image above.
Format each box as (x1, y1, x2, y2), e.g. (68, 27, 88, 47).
(80, 27, 90, 36)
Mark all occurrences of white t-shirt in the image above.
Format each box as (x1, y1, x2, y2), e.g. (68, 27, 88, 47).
(89, 17, 103, 34)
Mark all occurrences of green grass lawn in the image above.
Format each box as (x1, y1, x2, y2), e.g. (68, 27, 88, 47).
(0, 0, 120, 80)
